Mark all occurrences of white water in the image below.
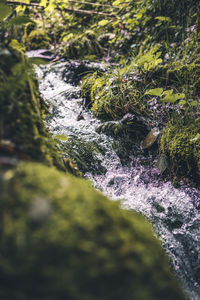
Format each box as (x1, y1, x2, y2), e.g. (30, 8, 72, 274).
(37, 61, 200, 300)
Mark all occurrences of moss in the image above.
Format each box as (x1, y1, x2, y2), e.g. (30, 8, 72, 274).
(0, 47, 64, 170)
(26, 30, 51, 50)
(81, 72, 98, 105)
(61, 136, 106, 174)
(63, 30, 104, 59)
(0, 161, 187, 300)
(81, 70, 150, 121)
(22, 22, 37, 46)
(160, 117, 200, 180)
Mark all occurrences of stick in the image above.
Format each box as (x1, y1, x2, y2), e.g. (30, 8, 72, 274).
(67, 0, 119, 9)
(61, 7, 117, 17)
(7, 1, 43, 8)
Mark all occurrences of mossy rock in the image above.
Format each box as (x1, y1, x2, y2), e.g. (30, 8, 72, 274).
(64, 30, 103, 59)
(160, 117, 200, 180)
(27, 30, 51, 50)
(81, 70, 150, 121)
(0, 162, 187, 300)
(61, 136, 106, 174)
(0, 47, 63, 169)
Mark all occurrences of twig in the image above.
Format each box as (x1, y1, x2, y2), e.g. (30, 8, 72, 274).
(7, 1, 43, 8)
(61, 7, 117, 17)
(6, 1, 118, 17)
(67, 0, 119, 9)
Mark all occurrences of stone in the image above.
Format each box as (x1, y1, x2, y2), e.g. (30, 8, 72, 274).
(142, 127, 160, 149)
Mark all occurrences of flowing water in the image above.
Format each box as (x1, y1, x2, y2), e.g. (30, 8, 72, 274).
(36, 61, 200, 300)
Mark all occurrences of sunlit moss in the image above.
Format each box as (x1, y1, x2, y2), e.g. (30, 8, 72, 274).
(160, 117, 200, 179)
(0, 162, 187, 300)
(26, 30, 51, 50)
(63, 30, 103, 59)
(81, 69, 149, 120)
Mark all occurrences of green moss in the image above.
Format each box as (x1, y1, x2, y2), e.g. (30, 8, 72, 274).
(81, 72, 98, 104)
(0, 47, 64, 169)
(0, 162, 187, 300)
(26, 30, 51, 50)
(160, 117, 200, 179)
(63, 30, 104, 59)
(61, 136, 106, 174)
(81, 70, 149, 121)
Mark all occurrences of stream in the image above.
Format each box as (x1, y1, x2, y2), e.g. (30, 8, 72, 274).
(36, 60, 200, 300)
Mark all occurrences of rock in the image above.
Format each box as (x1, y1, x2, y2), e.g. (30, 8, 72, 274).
(26, 49, 55, 61)
(142, 127, 160, 149)
(0, 162, 187, 300)
(26, 30, 51, 50)
(76, 110, 85, 121)
(157, 154, 168, 174)
(120, 113, 135, 124)
(96, 120, 121, 135)
(97, 113, 147, 137)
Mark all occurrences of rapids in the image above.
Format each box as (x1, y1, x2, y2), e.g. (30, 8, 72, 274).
(36, 61, 200, 300)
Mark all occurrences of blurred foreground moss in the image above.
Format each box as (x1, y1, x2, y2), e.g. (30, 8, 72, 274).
(0, 162, 187, 300)
(0, 46, 64, 170)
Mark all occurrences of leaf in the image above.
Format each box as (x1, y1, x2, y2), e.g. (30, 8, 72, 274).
(40, 0, 47, 7)
(161, 93, 185, 103)
(54, 135, 68, 141)
(0, 4, 12, 21)
(112, 0, 122, 5)
(135, 13, 143, 20)
(179, 100, 186, 105)
(9, 39, 25, 53)
(144, 62, 149, 70)
(155, 16, 171, 22)
(62, 33, 74, 42)
(190, 133, 200, 143)
(45, 0, 56, 11)
(10, 16, 33, 26)
(98, 19, 109, 27)
(190, 101, 198, 106)
(162, 89, 173, 96)
(145, 88, 163, 96)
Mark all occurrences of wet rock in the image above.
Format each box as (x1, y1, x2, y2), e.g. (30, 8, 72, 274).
(97, 113, 147, 137)
(157, 154, 168, 174)
(97, 120, 122, 136)
(142, 127, 160, 149)
(152, 201, 165, 213)
(77, 110, 85, 121)
(62, 60, 106, 85)
(26, 49, 55, 61)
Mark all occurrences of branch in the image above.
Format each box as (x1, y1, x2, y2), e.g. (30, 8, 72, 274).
(7, 1, 43, 8)
(67, 0, 119, 9)
(6, 1, 118, 17)
(61, 7, 117, 17)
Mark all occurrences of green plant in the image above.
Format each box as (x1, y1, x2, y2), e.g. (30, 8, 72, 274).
(63, 30, 104, 59)
(26, 29, 51, 50)
(145, 88, 185, 104)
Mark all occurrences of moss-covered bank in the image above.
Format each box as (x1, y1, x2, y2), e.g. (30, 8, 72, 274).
(0, 162, 187, 300)
(160, 117, 200, 182)
(0, 45, 63, 169)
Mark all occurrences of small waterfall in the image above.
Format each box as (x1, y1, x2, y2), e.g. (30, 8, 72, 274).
(37, 61, 200, 300)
